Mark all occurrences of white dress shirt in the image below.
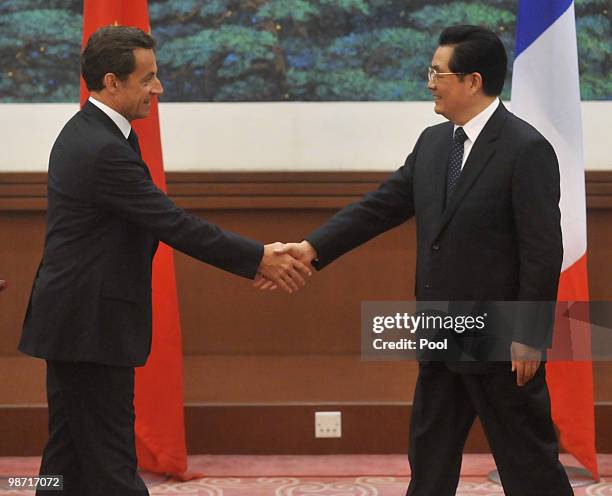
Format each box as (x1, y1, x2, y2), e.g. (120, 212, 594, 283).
(454, 97, 500, 169)
(88, 96, 132, 139)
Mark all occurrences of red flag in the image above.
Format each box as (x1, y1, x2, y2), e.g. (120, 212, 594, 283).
(81, 0, 198, 479)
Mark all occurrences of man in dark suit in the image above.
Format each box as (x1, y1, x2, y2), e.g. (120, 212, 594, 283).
(265, 26, 573, 495)
(20, 26, 310, 496)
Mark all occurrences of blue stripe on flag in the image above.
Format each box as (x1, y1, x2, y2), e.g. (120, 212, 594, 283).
(515, 0, 573, 57)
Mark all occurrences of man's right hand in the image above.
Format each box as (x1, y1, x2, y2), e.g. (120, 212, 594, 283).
(276, 241, 318, 265)
(0, 280, 7, 292)
(255, 241, 318, 291)
(256, 242, 312, 294)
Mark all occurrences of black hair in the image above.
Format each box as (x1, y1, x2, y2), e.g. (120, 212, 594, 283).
(438, 25, 507, 96)
(81, 25, 156, 91)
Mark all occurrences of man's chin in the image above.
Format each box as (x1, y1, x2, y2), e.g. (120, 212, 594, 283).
(134, 110, 151, 120)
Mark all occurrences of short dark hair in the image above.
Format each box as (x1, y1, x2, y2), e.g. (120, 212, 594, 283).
(438, 25, 507, 96)
(81, 26, 156, 91)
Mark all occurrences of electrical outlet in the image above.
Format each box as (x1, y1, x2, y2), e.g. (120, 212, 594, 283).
(315, 411, 342, 438)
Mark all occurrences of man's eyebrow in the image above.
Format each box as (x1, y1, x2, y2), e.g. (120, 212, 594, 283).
(141, 71, 156, 81)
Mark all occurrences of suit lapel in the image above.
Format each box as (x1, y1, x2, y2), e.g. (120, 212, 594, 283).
(82, 101, 128, 142)
(433, 103, 510, 240)
(82, 101, 151, 177)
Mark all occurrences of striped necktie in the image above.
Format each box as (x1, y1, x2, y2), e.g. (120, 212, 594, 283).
(446, 127, 468, 201)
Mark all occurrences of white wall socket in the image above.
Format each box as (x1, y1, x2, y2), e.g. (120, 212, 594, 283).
(315, 411, 342, 438)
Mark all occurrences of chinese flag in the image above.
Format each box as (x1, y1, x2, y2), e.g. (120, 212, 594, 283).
(81, 0, 197, 479)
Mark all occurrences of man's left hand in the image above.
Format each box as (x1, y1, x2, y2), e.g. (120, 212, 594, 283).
(511, 341, 542, 386)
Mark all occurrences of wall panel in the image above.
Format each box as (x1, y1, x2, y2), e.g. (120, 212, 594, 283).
(1, 171, 611, 455)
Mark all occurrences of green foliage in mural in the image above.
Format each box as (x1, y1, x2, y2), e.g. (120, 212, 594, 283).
(575, 0, 612, 99)
(150, 0, 521, 101)
(0, 0, 82, 102)
(0, 0, 609, 102)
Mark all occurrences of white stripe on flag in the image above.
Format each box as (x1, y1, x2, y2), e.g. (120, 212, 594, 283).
(511, 3, 586, 271)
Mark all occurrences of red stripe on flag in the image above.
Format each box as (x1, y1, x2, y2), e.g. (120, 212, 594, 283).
(547, 254, 599, 479)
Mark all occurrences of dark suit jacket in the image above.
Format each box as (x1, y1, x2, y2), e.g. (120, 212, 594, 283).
(20, 101, 263, 367)
(306, 103, 562, 367)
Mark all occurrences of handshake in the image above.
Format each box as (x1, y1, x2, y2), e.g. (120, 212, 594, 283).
(254, 240, 318, 293)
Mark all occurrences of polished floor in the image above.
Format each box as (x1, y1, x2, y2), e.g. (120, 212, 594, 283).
(0, 453, 609, 494)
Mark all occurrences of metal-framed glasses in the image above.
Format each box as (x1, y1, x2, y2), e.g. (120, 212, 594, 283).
(427, 66, 466, 82)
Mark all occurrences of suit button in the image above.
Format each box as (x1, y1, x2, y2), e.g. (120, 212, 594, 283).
(432, 243, 440, 251)
(425, 283, 430, 289)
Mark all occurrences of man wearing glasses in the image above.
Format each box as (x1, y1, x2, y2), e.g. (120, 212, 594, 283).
(269, 25, 573, 495)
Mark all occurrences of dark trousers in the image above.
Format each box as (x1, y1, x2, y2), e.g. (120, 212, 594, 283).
(37, 361, 148, 496)
(406, 361, 573, 496)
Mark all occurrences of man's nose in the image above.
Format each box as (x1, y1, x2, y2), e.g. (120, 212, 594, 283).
(152, 77, 163, 95)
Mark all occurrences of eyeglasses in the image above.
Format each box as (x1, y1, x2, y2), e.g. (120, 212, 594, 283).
(427, 66, 466, 82)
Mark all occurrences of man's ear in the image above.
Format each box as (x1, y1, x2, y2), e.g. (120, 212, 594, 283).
(467, 72, 484, 96)
(102, 73, 119, 93)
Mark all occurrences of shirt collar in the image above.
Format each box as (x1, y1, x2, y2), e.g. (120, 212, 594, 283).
(454, 97, 500, 143)
(88, 96, 132, 139)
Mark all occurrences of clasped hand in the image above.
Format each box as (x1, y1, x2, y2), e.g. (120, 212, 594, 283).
(255, 241, 317, 293)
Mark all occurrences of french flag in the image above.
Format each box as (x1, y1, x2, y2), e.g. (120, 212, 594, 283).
(512, 0, 598, 479)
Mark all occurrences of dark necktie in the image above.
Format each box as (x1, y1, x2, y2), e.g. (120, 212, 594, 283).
(127, 129, 141, 157)
(446, 127, 468, 200)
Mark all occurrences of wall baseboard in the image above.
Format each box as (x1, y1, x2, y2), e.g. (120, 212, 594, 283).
(2, 403, 610, 457)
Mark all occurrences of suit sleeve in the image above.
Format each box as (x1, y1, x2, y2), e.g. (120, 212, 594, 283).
(305, 130, 424, 270)
(512, 137, 563, 348)
(93, 144, 263, 279)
